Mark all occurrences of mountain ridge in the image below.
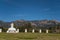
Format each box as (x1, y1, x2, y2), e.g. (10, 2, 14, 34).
(0, 20, 60, 28)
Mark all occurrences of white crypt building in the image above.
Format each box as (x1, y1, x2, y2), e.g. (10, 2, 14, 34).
(6, 23, 19, 33)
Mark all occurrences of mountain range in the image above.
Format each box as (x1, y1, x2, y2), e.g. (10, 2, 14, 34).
(0, 20, 60, 29)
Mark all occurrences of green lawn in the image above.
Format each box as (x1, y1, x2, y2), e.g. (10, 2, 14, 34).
(0, 33, 60, 40)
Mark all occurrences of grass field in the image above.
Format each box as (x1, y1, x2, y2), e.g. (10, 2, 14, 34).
(0, 33, 60, 40)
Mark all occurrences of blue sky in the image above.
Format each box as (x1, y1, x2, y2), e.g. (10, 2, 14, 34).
(0, 0, 60, 21)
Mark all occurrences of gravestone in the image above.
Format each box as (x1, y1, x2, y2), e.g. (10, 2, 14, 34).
(0, 29, 2, 33)
(39, 29, 41, 33)
(32, 29, 35, 33)
(46, 29, 48, 33)
(25, 29, 27, 33)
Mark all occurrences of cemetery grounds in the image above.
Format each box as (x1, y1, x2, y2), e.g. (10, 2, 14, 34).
(0, 33, 60, 40)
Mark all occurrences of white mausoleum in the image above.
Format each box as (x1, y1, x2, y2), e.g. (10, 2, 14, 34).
(7, 23, 19, 33)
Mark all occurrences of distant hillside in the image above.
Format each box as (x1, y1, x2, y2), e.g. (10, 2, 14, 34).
(0, 20, 60, 28)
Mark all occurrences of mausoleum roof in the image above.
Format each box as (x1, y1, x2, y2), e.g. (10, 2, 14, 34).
(8, 28, 16, 31)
